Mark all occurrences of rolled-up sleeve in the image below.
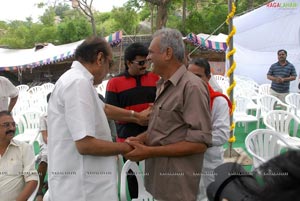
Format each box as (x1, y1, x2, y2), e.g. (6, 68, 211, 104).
(22, 143, 38, 183)
(183, 82, 212, 146)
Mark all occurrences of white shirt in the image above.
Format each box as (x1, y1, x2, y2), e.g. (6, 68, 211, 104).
(0, 139, 38, 201)
(197, 96, 230, 201)
(0, 76, 18, 111)
(47, 61, 118, 201)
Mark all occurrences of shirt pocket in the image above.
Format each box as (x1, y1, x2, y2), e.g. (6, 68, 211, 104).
(153, 108, 183, 135)
(6, 159, 23, 176)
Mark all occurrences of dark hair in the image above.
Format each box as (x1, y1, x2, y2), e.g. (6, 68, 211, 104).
(124, 42, 148, 70)
(0, 111, 12, 118)
(277, 49, 287, 55)
(208, 150, 300, 201)
(75, 36, 111, 63)
(189, 58, 211, 77)
(254, 150, 300, 201)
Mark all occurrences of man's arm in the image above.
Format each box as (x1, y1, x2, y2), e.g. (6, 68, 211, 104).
(20, 143, 39, 201)
(8, 95, 18, 112)
(125, 141, 207, 162)
(211, 97, 230, 146)
(75, 136, 132, 156)
(41, 130, 48, 144)
(283, 75, 296, 82)
(267, 75, 281, 82)
(104, 103, 150, 126)
(16, 180, 38, 201)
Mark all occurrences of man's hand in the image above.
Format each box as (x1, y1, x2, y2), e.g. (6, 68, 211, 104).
(126, 133, 147, 144)
(120, 142, 134, 155)
(276, 77, 284, 83)
(124, 141, 151, 161)
(134, 106, 153, 126)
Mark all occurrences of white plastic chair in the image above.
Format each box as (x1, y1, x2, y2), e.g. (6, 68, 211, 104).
(28, 86, 44, 95)
(245, 129, 297, 169)
(16, 84, 29, 93)
(28, 177, 40, 201)
(41, 83, 54, 93)
(233, 96, 259, 131)
(285, 93, 300, 117)
(263, 110, 300, 147)
(120, 160, 155, 201)
(14, 111, 41, 144)
(257, 94, 289, 124)
(258, 84, 271, 96)
(95, 79, 109, 97)
(213, 75, 229, 95)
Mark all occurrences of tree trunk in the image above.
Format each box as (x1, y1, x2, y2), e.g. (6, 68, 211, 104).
(144, 0, 171, 30)
(156, 1, 168, 29)
(91, 16, 96, 36)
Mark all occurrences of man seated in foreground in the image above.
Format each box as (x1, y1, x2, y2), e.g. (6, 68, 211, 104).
(0, 110, 38, 201)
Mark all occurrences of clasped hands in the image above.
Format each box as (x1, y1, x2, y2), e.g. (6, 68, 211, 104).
(275, 77, 285, 83)
(121, 136, 150, 162)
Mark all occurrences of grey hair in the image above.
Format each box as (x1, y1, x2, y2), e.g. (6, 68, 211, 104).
(153, 28, 185, 62)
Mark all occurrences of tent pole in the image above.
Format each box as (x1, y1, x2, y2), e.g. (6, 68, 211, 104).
(223, 1, 252, 166)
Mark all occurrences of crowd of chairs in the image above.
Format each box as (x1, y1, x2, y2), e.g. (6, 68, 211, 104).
(214, 74, 300, 173)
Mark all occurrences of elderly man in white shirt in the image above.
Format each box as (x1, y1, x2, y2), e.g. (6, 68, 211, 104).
(0, 111, 38, 201)
(0, 76, 19, 112)
(48, 36, 149, 201)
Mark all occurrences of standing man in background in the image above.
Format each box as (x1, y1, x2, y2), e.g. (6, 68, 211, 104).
(105, 42, 159, 198)
(267, 49, 297, 102)
(0, 76, 18, 112)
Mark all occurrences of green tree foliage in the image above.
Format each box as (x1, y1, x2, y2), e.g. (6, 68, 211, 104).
(40, 7, 56, 26)
(0, 0, 269, 49)
(110, 7, 139, 35)
(57, 16, 92, 43)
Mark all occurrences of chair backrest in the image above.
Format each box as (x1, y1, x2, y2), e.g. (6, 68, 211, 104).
(28, 177, 39, 201)
(120, 160, 154, 201)
(41, 82, 55, 94)
(28, 86, 43, 95)
(257, 95, 280, 119)
(263, 110, 300, 137)
(234, 96, 252, 115)
(213, 75, 229, 94)
(16, 84, 29, 93)
(285, 93, 300, 117)
(19, 111, 41, 130)
(258, 84, 271, 96)
(245, 129, 292, 168)
(96, 79, 109, 97)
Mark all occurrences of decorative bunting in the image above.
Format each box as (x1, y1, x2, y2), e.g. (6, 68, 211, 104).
(185, 33, 227, 52)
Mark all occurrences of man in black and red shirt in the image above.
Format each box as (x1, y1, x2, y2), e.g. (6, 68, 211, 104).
(105, 42, 159, 198)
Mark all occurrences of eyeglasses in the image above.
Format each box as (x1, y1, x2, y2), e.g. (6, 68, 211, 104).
(132, 60, 148, 66)
(0, 122, 16, 129)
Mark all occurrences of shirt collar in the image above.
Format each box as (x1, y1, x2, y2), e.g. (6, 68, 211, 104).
(71, 61, 94, 84)
(161, 65, 186, 86)
(10, 139, 20, 147)
(124, 70, 149, 78)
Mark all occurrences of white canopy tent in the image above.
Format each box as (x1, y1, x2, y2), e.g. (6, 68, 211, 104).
(0, 31, 122, 72)
(233, 0, 300, 92)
